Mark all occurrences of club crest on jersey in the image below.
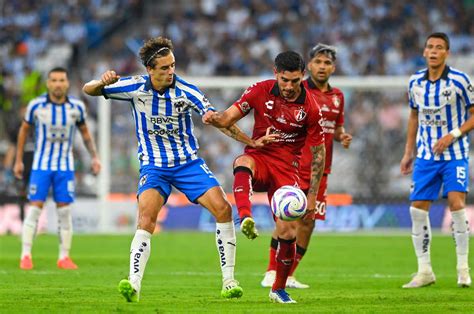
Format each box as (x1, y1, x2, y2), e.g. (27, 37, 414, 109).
(240, 101, 251, 114)
(172, 97, 191, 113)
(294, 108, 306, 121)
(442, 89, 452, 101)
(332, 95, 340, 108)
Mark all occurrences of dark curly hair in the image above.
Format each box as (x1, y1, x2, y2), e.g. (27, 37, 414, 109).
(274, 51, 305, 73)
(139, 37, 174, 68)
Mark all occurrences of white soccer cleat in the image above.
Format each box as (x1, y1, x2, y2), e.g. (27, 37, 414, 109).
(286, 276, 309, 289)
(457, 268, 471, 288)
(402, 271, 436, 288)
(269, 288, 297, 304)
(261, 270, 276, 287)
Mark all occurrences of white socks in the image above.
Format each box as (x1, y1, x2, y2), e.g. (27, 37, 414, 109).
(57, 205, 73, 259)
(21, 205, 42, 257)
(410, 207, 432, 273)
(451, 209, 470, 270)
(129, 229, 152, 291)
(216, 221, 237, 283)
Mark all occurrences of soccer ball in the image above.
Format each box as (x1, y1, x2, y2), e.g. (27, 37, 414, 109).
(271, 185, 307, 221)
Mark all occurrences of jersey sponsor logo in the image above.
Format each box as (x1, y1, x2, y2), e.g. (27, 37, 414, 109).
(147, 129, 180, 136)
(294, 108, 306, 122)
(420, 120, 447, 126)
(265, 100, 274, 110)
(332, 95, 340, 108)
(150, 116, 173, 124)
(421, 108, 442, 114)
(321, 104, 330, 112)
(268, 127, 298, 142)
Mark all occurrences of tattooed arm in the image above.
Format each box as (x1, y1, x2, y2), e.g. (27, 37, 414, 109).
(78, 123, 101, 175)
(306, 144, 326, 212)
(218, 125, 279, 148)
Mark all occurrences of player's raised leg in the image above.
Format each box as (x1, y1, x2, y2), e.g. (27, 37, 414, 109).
(233, 155, 258, 239)
(119, 188, 161, 302)
(198, 186, 243, 299)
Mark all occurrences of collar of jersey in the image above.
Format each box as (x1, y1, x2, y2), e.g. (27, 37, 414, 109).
(422, 65, 450, 81)
(305, 77, 333, 92)
(144, 74, 176, 93)
(46, 93, 69, 105)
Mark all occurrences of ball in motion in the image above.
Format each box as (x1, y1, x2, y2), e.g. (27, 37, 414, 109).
(271, 185, 307, 221)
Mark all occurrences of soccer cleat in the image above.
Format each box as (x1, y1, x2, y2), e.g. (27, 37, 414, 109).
(261, 270, 276, 287)
(269, 288, 297, 304)
(118, 279, 139, 302)
(457, 268, 471, 288)
(240, 217, 259, 240)
(402, 271, 436, 288)
(286, 276, 310, 289)
(20, 255, 33, 270)
(57, 257, 78, 269)
(221, 279, 243, 298)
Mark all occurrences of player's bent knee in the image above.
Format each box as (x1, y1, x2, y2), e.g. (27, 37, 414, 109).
(213, 201, 233, 223)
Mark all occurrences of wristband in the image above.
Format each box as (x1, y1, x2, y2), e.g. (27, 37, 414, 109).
(450, 128, 462, 139)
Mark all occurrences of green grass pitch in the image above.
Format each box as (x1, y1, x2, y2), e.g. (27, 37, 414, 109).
(0, 232, 472, 313)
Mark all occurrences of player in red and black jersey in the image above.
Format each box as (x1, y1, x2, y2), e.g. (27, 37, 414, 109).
(261, 44, 352, 289)
(204, 51, 326, 303)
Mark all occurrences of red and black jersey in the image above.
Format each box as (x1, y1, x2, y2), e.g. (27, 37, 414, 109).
(300, 78, 345, 178)
(232, 79, 324, 165)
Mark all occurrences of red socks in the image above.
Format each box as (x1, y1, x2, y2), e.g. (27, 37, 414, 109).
(233, 166, 253, 221)
(267, 237, 278, 271)
(272, 238, 296, 290)
(289, 245, 307, 276)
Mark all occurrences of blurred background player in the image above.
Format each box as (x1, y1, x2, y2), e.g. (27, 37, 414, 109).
(15, 67, 101, 270)
(261, 44, 353, 289)
(83, 36, 276, 303)
(400, 32, 473, 288)
(204, 51, 326, 303)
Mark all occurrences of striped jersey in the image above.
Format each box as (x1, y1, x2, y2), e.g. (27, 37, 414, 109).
(408, 66, 474, 161)
(102, 74, 214, 168)
(25, 94, 87, 171)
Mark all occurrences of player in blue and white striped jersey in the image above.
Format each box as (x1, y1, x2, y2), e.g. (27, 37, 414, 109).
(401, 33, 473, 289)
(83, 36, 276, 303)
(14, 67, 101, 270)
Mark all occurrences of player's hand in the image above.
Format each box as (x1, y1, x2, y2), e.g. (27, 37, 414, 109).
(13, 161, 24, 180)
(91, 157, 101, 175)
(400, 154, 414, 175)
(100, 70, 120, 86)
(340, 133, 352, 149)
(253, 127, 280, 148)
(432, 134, 455, 155)
(202, 111, 217, 125)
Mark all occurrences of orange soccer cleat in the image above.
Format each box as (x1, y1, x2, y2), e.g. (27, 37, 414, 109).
(57, 257, 78, 270)
(20, 255, 33, 270)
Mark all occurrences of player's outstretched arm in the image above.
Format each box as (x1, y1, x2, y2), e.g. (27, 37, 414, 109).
(83, 70, 120, 96)
(78, 124, 101, 175)
(400, 109, 418, 175)
(13, 121, 30, 179)
(218, 125, 279, 148)
(202, 106, 242, 128)
(306, 144, 326, 216)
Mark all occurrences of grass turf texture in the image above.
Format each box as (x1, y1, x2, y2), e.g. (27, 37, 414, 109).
(0, 232, 472, 313)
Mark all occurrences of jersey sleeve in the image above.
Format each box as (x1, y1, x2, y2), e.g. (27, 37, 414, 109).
(408, 78, 418, 110)
(24, 99, 39, 125)
(232, 83, 261, 116)
(75, 100, 87, 126)
(457, 74, 474, 108)
(179, 83, 215, 116)
(102, 76, 143, 101)
(306, 102, 325, 147)
(336, 92, 345, 126)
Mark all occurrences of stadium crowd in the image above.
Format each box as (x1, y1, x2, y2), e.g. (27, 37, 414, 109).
(1, 0, 474, 200)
